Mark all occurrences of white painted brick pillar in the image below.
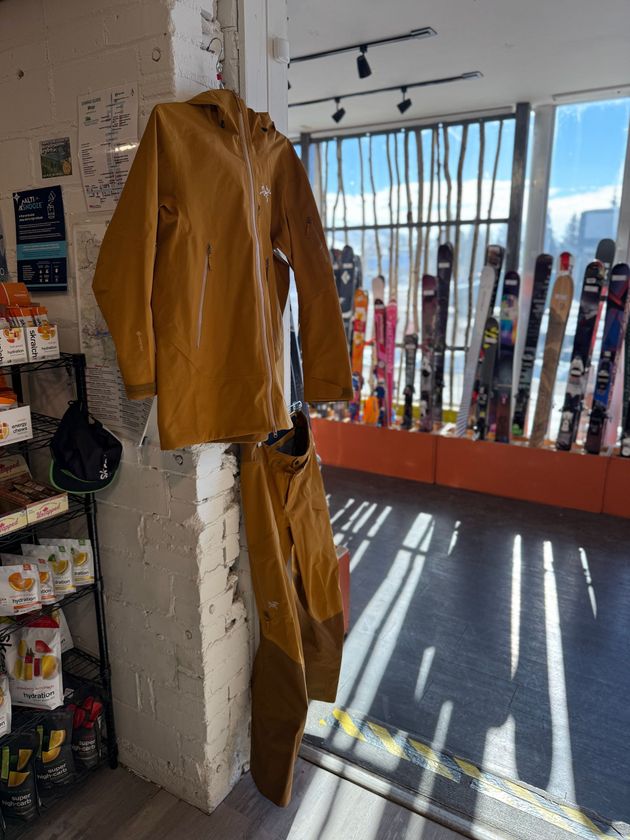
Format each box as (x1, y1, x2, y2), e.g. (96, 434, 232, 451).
(0, 0, 288, 812)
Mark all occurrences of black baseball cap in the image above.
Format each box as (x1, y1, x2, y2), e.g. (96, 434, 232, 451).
(49, 401, 122, 494)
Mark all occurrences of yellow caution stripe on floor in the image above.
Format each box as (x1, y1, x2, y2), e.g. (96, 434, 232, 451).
(319, 707, 627, 840)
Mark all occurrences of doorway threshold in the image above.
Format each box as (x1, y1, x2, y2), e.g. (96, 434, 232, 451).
(302, 704, 629, 840)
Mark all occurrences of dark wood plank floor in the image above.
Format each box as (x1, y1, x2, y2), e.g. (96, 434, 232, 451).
(19, 761, 464, 839)
(314, 466, 630, 826)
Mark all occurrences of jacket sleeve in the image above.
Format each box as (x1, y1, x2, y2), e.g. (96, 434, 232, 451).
(92, 107, 160, 400)
(275, 141, 352, 403)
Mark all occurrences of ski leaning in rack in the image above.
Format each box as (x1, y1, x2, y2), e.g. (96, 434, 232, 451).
(419, 274, 437, 431)
(556, 261, 606, 450)
(372, 275, 387, 426)
(512, 253, 553, 437)
(401, 276, 419, 430)
(474, 318, 499, 440)
(529, 253, 574, 448)
(385, 296, 398, 428)
(486, 244, 506, 314)
(585, 263, 630, 454)
(576, 238, 616, 445)
(621, 396, 630, 457)
(455, 266, 496, 436)
(470, 244, 504, 421)
(349, 288, 369, 422)
(494, 270, 520, 443)
(331, 245, 362, 351)
(432, 243, 454, 425)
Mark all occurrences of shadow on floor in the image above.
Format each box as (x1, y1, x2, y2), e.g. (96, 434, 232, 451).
(313, 465, 630, 832)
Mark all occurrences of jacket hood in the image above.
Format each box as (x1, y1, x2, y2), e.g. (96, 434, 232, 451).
(186, 88, 275, 133)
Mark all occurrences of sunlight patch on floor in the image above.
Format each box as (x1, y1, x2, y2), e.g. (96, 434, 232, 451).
(543, 540, 576, 803)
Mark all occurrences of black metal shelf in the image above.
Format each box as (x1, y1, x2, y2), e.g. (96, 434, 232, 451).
(0, 496, 87, 552)
(0, 352, 76, 377)
(0, 585, 95, 641)
(1, 646, 109, 840)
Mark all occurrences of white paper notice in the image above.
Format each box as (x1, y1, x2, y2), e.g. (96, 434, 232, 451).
(78, 84, 138, 212)
(73, 223, 152, 442)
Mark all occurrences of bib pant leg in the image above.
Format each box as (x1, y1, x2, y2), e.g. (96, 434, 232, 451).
(240, 414, 344, 806)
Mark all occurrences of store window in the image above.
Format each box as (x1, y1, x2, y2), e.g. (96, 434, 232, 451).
(533, 97, 630, 438)
(302, 117, 516, 411)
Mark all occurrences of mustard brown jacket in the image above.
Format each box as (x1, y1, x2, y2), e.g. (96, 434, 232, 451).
(92, 89, 351, 449)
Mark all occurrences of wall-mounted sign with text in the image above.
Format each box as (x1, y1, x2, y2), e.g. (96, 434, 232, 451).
(12, 186, 67, 292)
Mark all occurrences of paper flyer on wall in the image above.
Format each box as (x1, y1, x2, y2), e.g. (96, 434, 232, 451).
(77, 84, 138, 212)
(73, 223, 152, 442)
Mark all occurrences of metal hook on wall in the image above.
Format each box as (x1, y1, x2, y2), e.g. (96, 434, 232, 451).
(206, 36, 225, 88)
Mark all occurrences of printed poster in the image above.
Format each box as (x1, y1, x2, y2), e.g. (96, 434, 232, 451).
(40, 137, 72, 179)
(73, 223, 152, 442)
(12, 186, 67, 292)
(78, 84, 138, 212)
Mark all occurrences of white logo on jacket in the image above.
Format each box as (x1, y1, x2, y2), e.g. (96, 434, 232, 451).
(259, 184, 271, 202)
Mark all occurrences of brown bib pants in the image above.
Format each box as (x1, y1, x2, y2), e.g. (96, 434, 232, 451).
(240, 412, 344, 806)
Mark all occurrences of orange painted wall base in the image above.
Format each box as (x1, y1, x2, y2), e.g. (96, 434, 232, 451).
(312, 418, 630, 519)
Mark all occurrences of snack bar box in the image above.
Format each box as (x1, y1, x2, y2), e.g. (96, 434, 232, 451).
(0, 405, 32, 446)
(0, 453, 68, 526)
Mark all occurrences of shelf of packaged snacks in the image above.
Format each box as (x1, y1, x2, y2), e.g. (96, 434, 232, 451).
(0, 496, 86, 551)
(1, 647, 109, 840)
(0, 586, 95, 639)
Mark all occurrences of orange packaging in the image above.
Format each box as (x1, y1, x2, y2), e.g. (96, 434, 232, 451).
(0, 564, 40, 615)
(0, 283, 31, 308)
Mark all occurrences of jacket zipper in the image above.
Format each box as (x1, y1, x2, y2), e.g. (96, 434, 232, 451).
(237, 107, 277, 433)
(196, 244, 211, 349)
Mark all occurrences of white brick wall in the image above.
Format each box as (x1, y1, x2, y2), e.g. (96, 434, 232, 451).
(0, 0, 258, 814)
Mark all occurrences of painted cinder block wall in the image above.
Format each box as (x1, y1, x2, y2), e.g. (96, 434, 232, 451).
(0, 0, 287, 812)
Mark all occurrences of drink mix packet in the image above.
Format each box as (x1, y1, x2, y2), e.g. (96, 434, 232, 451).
(21, 543, 75, 596)
(0, 730, 39, 822)
(1, 553, 55, 605)
(6, 616, 63, 709)
(0, 564, 40, 616)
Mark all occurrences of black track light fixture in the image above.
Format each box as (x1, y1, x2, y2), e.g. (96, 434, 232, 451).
(397, 87, 412, 114)
(357, 45, 372, 79)
(332, 97, 346, 123)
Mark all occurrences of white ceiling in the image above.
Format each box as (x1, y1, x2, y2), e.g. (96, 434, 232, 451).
(287, 0, 630, 135)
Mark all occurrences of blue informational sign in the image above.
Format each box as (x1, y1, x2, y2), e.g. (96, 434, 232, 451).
(12, 185, 67, 292)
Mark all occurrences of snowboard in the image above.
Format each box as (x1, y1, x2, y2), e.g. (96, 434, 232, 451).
(372, 275, 387, 426)
(385, 297, 398, 427)
(473, 317, 499, 441)
(349, 288, 369, 422)
(455, 266, 496, 437)
(512, 253, 553, 437)
(529, 253, 574, 447)
(419, 274, 437, 432)
(494, 270, 520, 443)
(432, 242, 454, 425)
(556, 260, 606, 450)
(401, 283, 419, 430)
(486, 243, 506, 314)
(585, 263, 630, 454)
(331, 245, 362, 350)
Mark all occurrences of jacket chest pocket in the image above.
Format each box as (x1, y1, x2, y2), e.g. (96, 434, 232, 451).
(196, 244, 212, 349)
